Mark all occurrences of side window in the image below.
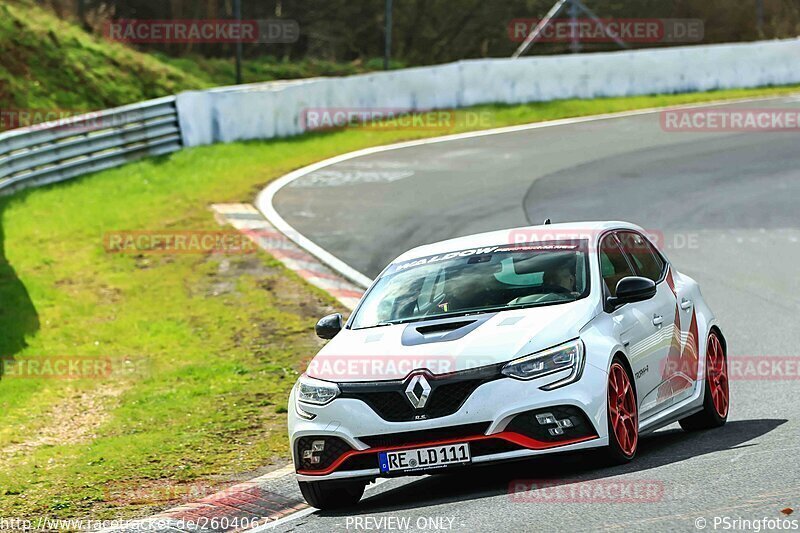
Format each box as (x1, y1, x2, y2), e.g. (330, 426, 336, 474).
(617, 232, 665, 283)
(599, 234, 635, 297)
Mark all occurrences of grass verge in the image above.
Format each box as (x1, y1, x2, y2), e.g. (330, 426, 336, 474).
(1, 84, 799, 519)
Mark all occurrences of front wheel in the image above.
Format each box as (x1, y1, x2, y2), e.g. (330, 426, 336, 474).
(601, 358, 639, 464)
(679, 331, 729, 431)
(298, 479, 366, 510)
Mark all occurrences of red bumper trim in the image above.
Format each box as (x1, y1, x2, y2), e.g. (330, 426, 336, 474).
(296, 431, 597, 476)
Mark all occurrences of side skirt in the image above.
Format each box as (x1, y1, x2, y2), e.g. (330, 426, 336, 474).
(639, 387, 705, 436)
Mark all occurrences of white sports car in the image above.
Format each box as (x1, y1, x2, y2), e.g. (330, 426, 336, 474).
(288, 221, 729, 509)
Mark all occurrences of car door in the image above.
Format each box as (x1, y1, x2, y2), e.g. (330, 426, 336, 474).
(615, 231, 677, 416)
(635, 247, 702, 408)
(599, 233, 658, 418)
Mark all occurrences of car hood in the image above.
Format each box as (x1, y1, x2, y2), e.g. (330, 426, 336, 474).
(306, 299, 598, 382)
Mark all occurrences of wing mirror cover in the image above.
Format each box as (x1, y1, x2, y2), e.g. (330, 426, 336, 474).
(315, 313, 344, 339)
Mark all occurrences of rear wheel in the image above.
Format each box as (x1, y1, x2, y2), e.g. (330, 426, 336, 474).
(298, 479, 366, 510)
(602, 358, 638, 464)
(679, 331, 729, 431)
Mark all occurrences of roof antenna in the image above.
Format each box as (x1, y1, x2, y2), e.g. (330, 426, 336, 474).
(543, 218, 551, 225)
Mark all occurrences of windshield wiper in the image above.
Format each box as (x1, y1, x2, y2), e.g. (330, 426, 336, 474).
(505, 298, 578, 311)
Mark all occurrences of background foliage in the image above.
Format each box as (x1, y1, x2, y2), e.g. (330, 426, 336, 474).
(36, 0, 800, 65)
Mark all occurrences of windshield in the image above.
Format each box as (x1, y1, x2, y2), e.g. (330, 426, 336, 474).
(351, 240, 590, 329)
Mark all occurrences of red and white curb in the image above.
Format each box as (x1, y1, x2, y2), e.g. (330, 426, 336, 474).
(211, 203, 365, 310)
(105, 465, 305, 532)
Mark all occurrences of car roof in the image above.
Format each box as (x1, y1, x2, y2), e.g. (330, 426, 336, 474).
(391, 221, 646, 263)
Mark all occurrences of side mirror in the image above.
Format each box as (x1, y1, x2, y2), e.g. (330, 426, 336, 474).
(607, 276, 657, 310)
(315, 313, 343, 339)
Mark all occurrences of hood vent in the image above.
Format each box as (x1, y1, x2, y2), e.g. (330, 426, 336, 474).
(401, 313, 496, 346)
(416, 320, 476, 336)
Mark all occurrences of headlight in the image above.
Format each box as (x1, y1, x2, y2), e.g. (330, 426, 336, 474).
(501, 339, 585, 390)
(296, 375, 340, 405)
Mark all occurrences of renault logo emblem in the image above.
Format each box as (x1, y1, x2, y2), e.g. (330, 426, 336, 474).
(405, 374, 431, 409)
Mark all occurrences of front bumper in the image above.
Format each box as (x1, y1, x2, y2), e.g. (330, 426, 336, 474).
(289, 361, 609, 481)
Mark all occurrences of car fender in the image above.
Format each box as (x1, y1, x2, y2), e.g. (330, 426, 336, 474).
(673, 269, 721, 382)
(580, 312, 630, 377)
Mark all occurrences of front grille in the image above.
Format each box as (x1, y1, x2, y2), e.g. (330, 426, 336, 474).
(427, 380, 486, 416)
(358, 422, 491, 447)
(338, 364, 503, 422)
(295, 436, 352, 471)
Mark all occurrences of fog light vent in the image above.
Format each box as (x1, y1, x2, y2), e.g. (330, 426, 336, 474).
(295, 436, 352, 471)
(506, 406, 596, 442)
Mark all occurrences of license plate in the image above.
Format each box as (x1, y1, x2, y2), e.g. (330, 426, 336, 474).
(379, 442, 471, 473)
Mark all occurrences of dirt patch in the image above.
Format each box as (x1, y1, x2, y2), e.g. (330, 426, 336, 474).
(194, 255, 282, 298)
(0, 384, 124, 458)
(258, 272, 339, 320)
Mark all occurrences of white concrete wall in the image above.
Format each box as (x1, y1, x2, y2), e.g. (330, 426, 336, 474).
(177, 39, 800, 147)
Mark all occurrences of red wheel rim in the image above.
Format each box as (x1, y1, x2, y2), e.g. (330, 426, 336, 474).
(608, 362, 638, 456)
(706, 334, 729, 418)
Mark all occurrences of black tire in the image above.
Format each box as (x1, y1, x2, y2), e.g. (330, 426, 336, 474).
(679, 331, 729, 431)
(298, 479, 366, 510)
(600, 356, 639, 465)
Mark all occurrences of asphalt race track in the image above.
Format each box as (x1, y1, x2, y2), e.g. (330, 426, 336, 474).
(271, 98, 800, 532)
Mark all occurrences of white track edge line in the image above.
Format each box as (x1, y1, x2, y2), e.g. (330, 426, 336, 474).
(252, 478, 395, 531)
(255, 93, 797, 291)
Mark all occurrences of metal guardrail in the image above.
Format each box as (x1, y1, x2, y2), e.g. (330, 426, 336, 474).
(0, 96, 182, 195)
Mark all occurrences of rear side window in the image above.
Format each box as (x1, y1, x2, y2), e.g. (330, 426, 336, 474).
(617, 232, 665, 282)
(599, 234, 635, 297)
